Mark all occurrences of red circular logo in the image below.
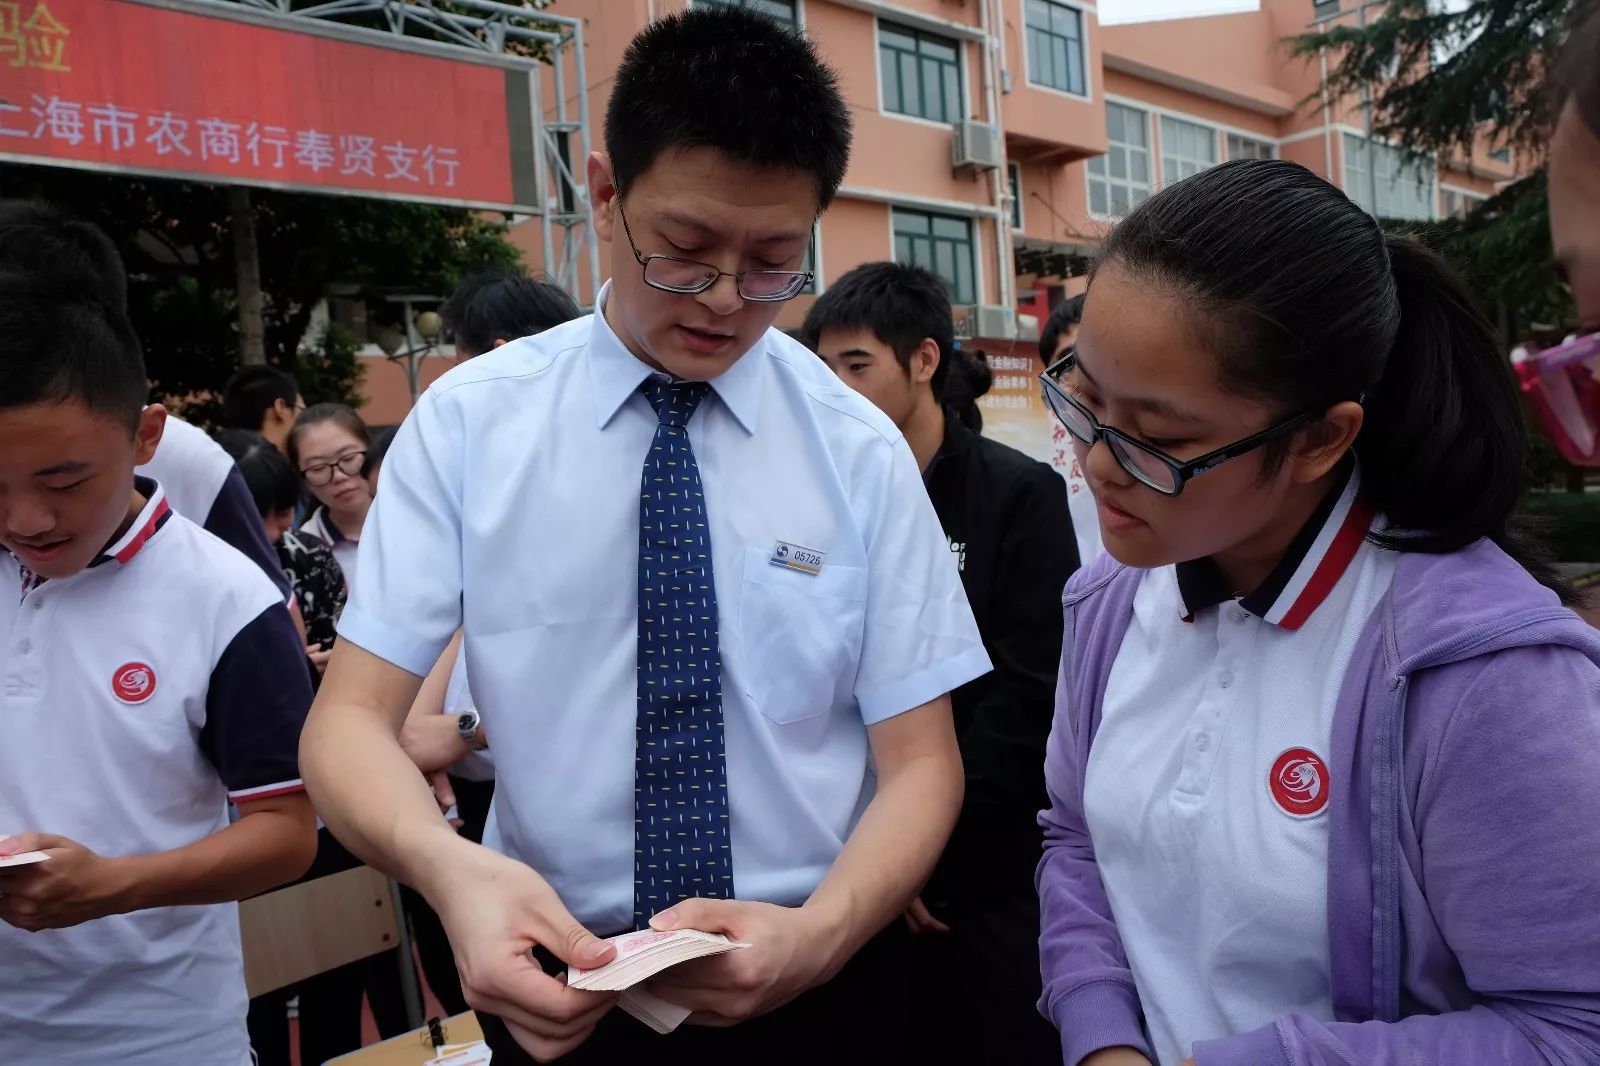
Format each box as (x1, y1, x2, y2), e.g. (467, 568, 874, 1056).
(111, 662, 157, 704)
(1269, 748, 1330, 818)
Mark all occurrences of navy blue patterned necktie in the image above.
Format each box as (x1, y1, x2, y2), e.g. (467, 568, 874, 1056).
(634, 378, 734, 929)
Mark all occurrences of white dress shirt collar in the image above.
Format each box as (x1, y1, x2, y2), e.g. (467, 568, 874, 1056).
(586, 281, 766, 435)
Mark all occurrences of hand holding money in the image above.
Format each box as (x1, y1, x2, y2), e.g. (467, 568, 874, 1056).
(567, 928, 751, 1033)
(429, 844, 619, 1062)
(636, 897, 845, 1028)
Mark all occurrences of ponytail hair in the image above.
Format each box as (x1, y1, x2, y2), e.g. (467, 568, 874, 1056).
(1098, 159, 1574, 602)
(942, 347, 993, 432)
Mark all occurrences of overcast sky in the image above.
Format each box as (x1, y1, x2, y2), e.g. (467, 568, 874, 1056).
(1097, 0, 1262, 27)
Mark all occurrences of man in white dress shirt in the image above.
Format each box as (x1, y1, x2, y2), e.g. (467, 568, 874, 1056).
(301, 8, 990, 1064)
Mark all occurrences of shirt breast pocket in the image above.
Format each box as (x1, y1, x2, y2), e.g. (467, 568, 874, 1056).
(736, 545, 868, 725)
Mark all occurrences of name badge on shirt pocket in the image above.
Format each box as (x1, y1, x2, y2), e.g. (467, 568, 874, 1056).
(770, 540, 825, 576)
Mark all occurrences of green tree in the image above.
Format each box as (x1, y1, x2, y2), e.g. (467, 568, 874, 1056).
(0, 164, 521, 411)
(1289, 0, 1580, 335)
(1291, 0, 1588, 494)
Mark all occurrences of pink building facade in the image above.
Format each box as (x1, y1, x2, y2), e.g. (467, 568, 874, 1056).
(358, 0, 1520, 424)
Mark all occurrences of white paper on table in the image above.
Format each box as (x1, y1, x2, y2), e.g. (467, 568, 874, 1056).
(429, 1040, 492, 1064)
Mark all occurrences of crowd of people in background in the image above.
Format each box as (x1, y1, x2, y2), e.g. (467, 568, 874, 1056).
(2, 3, 1600, 1065)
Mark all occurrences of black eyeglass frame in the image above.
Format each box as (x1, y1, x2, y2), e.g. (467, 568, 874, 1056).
(615, 202, 813, 303)
(1039, 350, 1329, 497)
(299, 449, 369, 487)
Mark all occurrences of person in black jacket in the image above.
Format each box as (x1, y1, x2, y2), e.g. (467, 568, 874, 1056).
(802, 262, 1077, 1065)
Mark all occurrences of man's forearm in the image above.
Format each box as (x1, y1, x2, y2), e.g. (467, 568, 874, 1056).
(115, 795, 317, 912)
(301, 698, 467, 894)
(803, 700, 963, 970)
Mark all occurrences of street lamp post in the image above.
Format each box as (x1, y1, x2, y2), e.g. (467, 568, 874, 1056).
(377, 295, 447, 405)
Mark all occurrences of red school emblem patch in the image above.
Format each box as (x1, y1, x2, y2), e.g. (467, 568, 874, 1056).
(1269, 748, 1330, 818)
(112, 662, 157, 704)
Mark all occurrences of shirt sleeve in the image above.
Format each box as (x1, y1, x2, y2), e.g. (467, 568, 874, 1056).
(852, 435, 992, 724)
(206, 466, 294, 605)
(335, 387, 463, 676)
(201, 603, 314, 802)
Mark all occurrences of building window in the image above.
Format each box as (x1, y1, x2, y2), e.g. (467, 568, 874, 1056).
(1226, 133, 1276, 161)
(880, 22, 963, 124)
(1160, 116, 1217, 185)
(1312, 0, 1339, 16)
(1025, 0, 1087, 97)
(1343, 134, 1435, 221)
(1086, 102, 1152, 217)
(1009, 162, 1023, 230)
(693, 0, 799, 24)
(893, 208, 976, 305)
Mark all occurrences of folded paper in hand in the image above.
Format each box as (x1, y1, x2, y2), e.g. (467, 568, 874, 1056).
(567, 928, 749, 1035)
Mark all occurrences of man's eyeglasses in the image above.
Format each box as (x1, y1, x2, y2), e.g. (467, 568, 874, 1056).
(1039, 351, 1322, 496)
(300, 449, 367, 487)
(615, 202, 812, 303)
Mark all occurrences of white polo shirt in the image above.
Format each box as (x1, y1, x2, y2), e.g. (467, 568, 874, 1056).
(138, 414, 293, 605)
(302, 505, 360, 591)
(0, 480, 312, 1065)
(339, 290, 991, 933)
(1082, 468, 1393, 1065)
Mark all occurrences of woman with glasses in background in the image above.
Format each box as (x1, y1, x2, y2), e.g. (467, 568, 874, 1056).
(289, 404, 373, 602)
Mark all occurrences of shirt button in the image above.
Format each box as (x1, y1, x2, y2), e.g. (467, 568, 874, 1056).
(1218, 670, 1234, 689)
(32, 599, 43, 610)
(17, 640, 31, 654)
(1233, 608, 1250, 624)
(1195, 733, 1211, 752)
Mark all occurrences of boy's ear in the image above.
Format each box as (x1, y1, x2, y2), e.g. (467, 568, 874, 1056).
(133, 404, 167, 467)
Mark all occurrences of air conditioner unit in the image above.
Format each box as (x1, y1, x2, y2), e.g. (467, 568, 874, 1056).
(951, 120, 1001, 172)
(975, 304, 1020, 339)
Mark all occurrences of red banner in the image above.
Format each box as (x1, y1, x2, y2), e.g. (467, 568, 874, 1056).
(0, 0, 538, 210)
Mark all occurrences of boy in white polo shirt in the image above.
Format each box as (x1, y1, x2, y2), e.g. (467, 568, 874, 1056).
(0, 222, 317, 1064)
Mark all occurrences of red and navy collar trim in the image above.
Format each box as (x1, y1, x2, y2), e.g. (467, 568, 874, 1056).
(14, 478, 172, 592)
(1176, 464, 1376, 632)
(90, 477, 173, 569)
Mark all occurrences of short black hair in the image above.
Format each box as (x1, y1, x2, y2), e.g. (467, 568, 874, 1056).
(0, 200, 146, 429)
(363, 425, 397, 479)
(1038, 293, 1085, 364)
(214, 428, 298, 517)
(0, 199, 128, 311)
(605, 6, 851, 208)
(221, 364, 300, 431)
(800, 261, 955, 396)
(441, 272, 581, 358)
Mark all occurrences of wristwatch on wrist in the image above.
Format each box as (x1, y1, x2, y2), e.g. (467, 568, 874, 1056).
(456, 707, 483, 749)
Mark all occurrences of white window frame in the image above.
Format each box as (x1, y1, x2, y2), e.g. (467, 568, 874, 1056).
(875, 18, 970, 129)
(1226, 132, 1277, 161)
(1159, 114, 1219, 187)
(1343, 132, 1436, 221)
(1086, 101, 1153, 221)
(1022, 0, 1093, 102)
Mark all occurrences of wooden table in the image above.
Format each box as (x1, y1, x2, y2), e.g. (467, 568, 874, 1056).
(323, 1011, 485, 1065)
